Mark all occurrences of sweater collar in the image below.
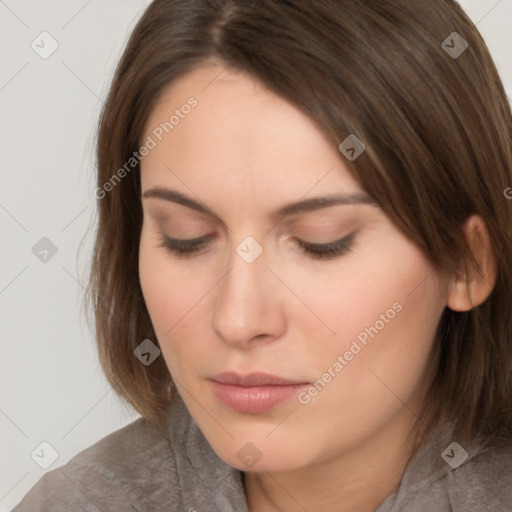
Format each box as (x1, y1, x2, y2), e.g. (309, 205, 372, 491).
(165, 393, 250, 511)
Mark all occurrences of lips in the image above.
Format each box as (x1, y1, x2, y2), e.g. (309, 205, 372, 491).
(209, 371, 310, 413)
(211, 371, 308, 387)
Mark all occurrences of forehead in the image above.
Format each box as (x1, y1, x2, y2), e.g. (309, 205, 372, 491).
(140, 64, 364, 205)
(143, 64, 332, 148)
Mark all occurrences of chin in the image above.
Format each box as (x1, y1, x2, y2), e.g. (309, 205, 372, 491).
(209, 434, 314, 474)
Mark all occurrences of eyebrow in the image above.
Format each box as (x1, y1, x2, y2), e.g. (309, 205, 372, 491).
(142, 187, 377, 219)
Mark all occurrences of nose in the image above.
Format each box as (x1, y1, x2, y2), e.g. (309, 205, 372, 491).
(211, 237, 286, 349)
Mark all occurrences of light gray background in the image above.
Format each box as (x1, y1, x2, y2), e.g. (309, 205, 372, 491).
(1, 0, 511, 509)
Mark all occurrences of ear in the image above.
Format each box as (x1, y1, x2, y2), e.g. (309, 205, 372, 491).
(447, 214, 498, 312)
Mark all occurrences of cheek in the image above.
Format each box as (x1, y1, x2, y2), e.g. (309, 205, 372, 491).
(139, 235, 169, 326)
(139, 224, 197, 323)
(138, 231, 212, 370)
(138, 232, 182, 353)
(298, 222, 441, 365)
(284, 229, 433, 356)
(296, 237, 445, 428)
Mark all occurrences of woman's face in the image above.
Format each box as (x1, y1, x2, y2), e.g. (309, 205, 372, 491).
(138, 64, 451, 472)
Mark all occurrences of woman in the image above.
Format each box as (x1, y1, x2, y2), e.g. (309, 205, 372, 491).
(13, 0, 512, 510)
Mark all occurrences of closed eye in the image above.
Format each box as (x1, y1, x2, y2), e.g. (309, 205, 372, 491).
(296, 232, 356, 259)
(158, 232, 356, 260)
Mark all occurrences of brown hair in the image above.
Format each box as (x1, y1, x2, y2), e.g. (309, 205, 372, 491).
(85, 0, 512, 454)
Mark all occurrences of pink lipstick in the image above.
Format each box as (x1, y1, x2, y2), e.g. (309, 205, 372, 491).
(210, 372, 309, 414)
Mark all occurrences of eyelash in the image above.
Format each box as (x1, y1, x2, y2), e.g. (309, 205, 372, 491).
(158, 232, 356, 260)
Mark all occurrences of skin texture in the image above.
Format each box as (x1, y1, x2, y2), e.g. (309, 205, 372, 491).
(138, 64, 497, 512)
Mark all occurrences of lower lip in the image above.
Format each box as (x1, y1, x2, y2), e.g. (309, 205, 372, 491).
(210, 381, 308, 413)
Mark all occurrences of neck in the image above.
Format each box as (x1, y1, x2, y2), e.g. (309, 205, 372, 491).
(243, 408, 425, 512)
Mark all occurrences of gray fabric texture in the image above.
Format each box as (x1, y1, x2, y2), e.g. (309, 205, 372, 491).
(12, 393, 512, 511)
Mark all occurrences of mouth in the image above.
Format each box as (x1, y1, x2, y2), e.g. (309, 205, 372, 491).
(209, 372, 310, 414)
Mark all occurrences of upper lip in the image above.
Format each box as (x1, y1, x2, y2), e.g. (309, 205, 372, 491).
(210, 371, 308, 387)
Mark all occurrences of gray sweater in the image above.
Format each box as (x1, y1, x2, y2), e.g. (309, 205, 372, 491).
(12, 393, 512, 511)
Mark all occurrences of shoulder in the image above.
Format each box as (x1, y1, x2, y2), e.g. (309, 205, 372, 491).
(12, 416, 181, 512)
(402, 436, 512, 511)
(377, 434, 512, 512)
(446, 438, 512, 510)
